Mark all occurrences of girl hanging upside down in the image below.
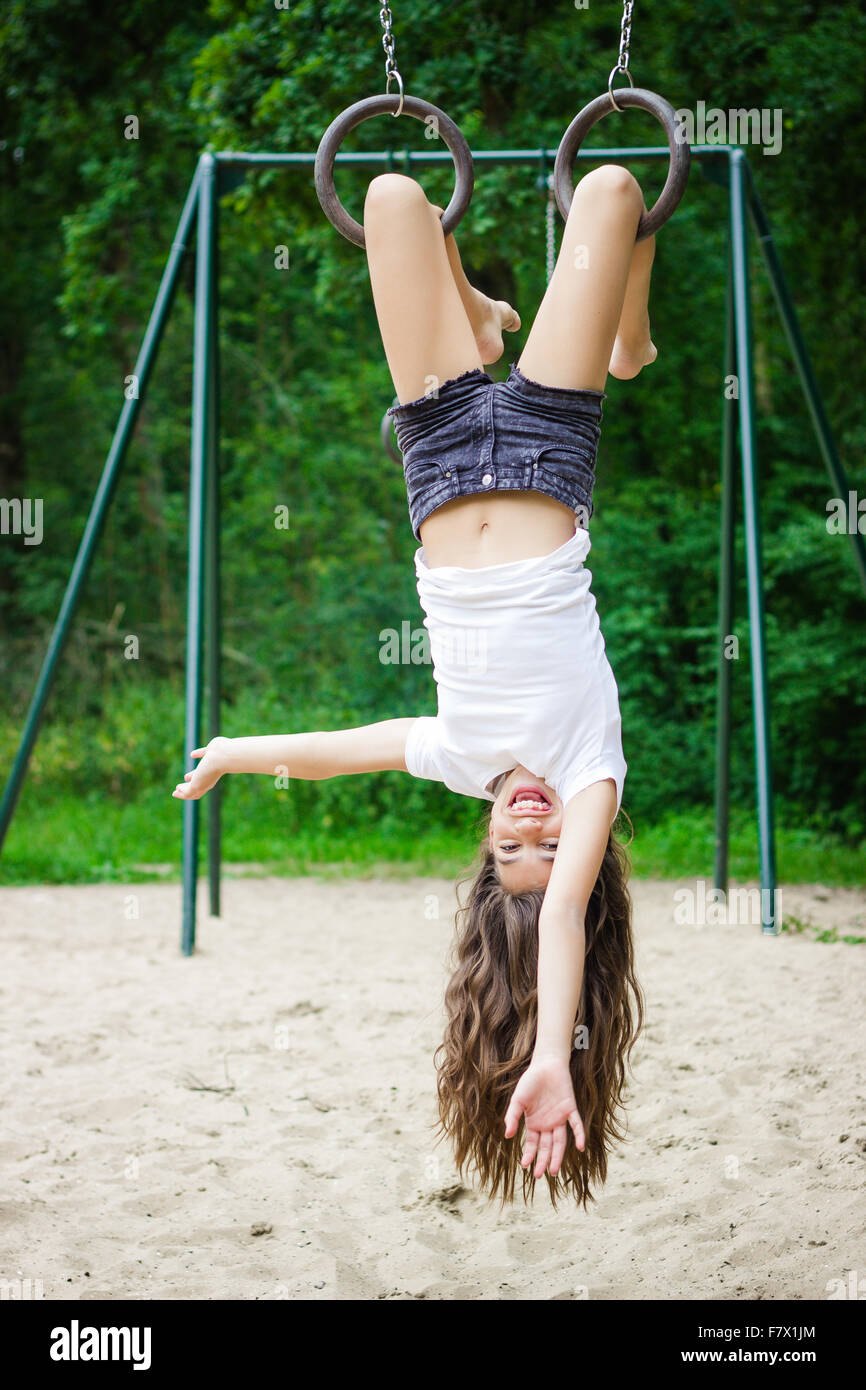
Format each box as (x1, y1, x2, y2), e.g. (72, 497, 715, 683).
(173, 163, 655, 1208)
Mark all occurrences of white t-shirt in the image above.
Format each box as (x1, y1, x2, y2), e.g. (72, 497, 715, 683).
(404, 528, 627, 814)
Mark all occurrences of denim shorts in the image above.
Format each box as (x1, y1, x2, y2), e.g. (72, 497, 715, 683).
(387, 362, 606, 542)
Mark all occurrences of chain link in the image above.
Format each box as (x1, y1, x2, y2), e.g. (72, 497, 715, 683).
(545, 174, 556, 285)
(379, 5, 405, 113)
(608, 1, 636, 111)
(380, 5, 397, 81)
(617, 1, 634, 76)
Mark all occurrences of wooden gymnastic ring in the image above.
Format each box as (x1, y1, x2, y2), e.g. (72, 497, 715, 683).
(553, 88, 690, 241)
(315, 93, 475, 248)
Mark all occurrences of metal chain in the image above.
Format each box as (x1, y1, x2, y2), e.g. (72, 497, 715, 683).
(617, 1, 634, 76)
(608, 1, 636, 112)
(545, 174, 556, 285)
(379, 5, 405, 115)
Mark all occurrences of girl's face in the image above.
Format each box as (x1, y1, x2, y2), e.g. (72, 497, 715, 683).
(488, 765, 562, 893)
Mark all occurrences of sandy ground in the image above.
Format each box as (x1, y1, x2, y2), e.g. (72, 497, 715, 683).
(0, 872, 864, 1302)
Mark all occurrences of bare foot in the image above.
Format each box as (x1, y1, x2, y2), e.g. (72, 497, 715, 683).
(608, 329, 658, 380)
(431, 203, 520, 365)
(469, 290, 521, 366)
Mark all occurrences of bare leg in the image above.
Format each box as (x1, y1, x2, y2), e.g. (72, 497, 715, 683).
(517, 164, 656, 393)
(363, 173, 519, 405)
(609, 228, 657, 380)
(432, 204, 521, 367)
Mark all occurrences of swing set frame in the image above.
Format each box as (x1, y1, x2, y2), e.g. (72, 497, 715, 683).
(1, 141, 863, 952)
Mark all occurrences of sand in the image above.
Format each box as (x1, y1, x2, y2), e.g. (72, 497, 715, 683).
(0, 873, 863, 1301)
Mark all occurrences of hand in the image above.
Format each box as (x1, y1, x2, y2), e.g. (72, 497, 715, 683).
(171, 736, 230, 801)
(504, 1053, 585, 1179)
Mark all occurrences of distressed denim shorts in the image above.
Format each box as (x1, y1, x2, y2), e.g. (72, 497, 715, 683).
(387, 361, 606, 542)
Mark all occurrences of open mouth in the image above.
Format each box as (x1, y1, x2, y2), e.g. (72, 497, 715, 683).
(508, 784, 552, 814)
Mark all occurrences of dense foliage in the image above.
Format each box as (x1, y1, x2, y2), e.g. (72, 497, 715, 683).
(1, 0, 864, 866)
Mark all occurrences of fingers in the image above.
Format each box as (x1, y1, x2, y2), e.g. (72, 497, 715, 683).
(504, 1095, 524, 1139)
(520, 1126, 539, 1171)
(568, 1109, 586, 1151)
(172, 750, 208, 799)
(526, 1125, 577, 1179)
(520, 1120, 583, 1179)
(173, 776, 201, 800)
(549, 1124, 567, 1176)
(533, 1129, 553, 1180)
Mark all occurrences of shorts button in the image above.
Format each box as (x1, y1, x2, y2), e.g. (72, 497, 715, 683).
(445, 470, 451, 477)
(482, 472, 493, 486)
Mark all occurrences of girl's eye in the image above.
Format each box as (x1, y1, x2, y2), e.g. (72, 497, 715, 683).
(500, 842, 558, 852)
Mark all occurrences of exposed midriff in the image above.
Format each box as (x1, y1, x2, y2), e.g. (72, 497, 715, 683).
(418, 489, 581, 569)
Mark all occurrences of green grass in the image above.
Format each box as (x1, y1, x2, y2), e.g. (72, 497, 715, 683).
(779, 913, 865, 946)
(625, 807, 866, 887)
(0, 782, 864, 890)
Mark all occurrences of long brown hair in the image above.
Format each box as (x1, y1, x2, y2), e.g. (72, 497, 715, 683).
(433, 808, 642, 1209)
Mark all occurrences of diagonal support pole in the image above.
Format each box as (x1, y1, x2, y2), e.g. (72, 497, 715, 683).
(0, 168, 202, 855)
(745, 169, 866, 598)
(730, 150, 778, 934)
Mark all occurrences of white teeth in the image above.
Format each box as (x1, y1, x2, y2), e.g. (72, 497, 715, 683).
(513, 798, 546, 809)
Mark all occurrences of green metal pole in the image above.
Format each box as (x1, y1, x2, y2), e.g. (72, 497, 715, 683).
(181, 154, 216, 956)
(0, 168, 201, 856)
(714, 233, 737, 899)
(745, 170, 866, 598)
(206, 170, 222, 918)
(730, 150, 777, 935)
(213, 144, 709, 171)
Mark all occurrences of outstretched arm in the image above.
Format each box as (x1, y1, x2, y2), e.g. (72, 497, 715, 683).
(503, 779, 616, 1177)
(171, 718, 418, 800)
(535, 778, 616, 1051)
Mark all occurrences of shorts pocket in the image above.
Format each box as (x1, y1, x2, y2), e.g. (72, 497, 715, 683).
(530, 443, 595, 491)
(528, 444, 595, 523)
(403, 449, 454, 489)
